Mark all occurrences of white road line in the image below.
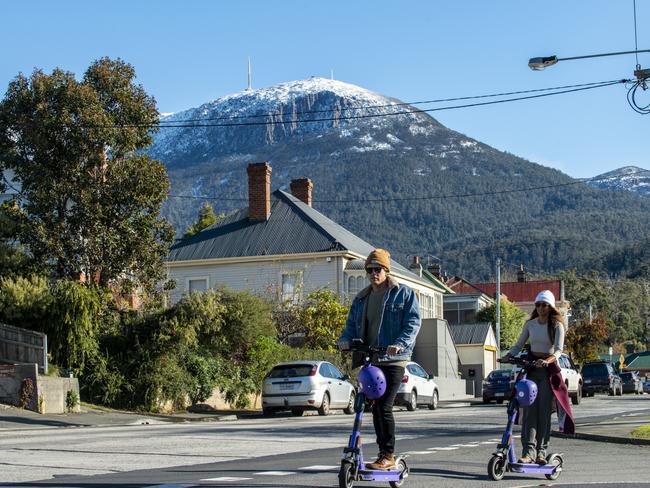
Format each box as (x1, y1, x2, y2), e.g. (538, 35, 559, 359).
(146, 485, 195, 488)
(450, 443, 480, 447)
(253, 471, 296, 476)
(404, 450, 436, 455)
(299, 465, 339, 471)
(200, 478, 252, 482)
(480, 441, 495, 444)
(427, 446, 458, 451)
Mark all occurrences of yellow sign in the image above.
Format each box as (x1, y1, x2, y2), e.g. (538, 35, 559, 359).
(619, 354, 625, 369)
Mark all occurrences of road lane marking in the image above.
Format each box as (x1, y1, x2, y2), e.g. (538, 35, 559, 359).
(404, 451, 436, 455)
(146, 485, 196, 488)
(427, 446, 458, 450)
(200, 477, 252, 482)
(254, 471, 296, 476)
(299, 465, 339, 470)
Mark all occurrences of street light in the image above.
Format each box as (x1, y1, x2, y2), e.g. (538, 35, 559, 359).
(528, 49, 650, 70)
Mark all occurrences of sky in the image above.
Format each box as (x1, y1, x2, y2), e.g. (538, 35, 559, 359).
(1, 0, 648, 178)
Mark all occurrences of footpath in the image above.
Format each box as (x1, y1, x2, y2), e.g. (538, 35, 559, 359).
(1, 401, 650, 446)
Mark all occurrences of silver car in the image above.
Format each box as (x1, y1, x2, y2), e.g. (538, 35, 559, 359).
(261, 361, 356, 416)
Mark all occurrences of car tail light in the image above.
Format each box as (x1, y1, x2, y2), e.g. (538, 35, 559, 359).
(309, 365, 318, 376)
(402, 375, 409, 383)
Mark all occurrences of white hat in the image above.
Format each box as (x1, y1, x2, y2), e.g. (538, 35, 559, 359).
(535, 290, 555, 308)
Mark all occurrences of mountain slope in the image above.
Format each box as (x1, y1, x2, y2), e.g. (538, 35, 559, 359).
(148, 78, 650, 280)
(588, 166, 650, 198)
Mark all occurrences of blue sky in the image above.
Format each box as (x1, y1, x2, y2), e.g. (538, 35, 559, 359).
(2, 0, 648, 178)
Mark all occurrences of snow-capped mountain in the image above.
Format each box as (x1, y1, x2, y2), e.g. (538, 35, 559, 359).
(147, 77, 650, 279)
(588, 166, 650, 198)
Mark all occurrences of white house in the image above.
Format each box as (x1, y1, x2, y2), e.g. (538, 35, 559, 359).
(165, 162, 445, 317)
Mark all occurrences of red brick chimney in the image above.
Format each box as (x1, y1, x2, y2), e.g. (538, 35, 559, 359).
(247, 162, 272, 221)
(290, 178, 313, 207)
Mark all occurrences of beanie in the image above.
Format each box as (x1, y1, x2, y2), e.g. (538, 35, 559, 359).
(535, 290, 556, 308)
(365, 249, 391, 273)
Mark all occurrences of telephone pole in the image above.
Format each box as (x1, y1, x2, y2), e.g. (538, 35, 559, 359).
(496, 257, 501, 358)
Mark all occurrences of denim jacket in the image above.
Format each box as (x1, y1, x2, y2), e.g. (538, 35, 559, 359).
(340, 276, 421, 363)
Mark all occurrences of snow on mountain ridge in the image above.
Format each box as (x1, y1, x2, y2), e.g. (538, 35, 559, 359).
(588, 165, 650, 198)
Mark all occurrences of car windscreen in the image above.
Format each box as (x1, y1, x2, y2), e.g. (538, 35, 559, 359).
(489, 370, 511, 379)
(268, 364, 314, 378)
(581, 363, 608, 376)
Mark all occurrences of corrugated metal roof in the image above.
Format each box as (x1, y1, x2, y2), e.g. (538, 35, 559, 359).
(167, 190, 430, 286)
(449, 323, 492, 345)
(470, 281, 562, 303)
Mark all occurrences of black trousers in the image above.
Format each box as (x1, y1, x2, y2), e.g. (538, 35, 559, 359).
(372, 363, 406, 455)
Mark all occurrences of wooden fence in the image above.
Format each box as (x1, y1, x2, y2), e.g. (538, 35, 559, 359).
(0, 323, 47, 374)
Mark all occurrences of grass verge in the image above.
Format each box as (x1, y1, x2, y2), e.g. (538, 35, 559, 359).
(630, 424, 650, 439)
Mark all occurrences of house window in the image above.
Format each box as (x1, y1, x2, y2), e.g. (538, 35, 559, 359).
(188, 277, 208, 293)
(347, 274, 366, 299)
(281, 271, 303, 304)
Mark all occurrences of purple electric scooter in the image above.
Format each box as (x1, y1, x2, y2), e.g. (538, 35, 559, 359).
(339, 339, 409, 488)
(487, 356, 563, 481)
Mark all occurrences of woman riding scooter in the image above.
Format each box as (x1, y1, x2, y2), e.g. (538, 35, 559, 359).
(503, 290, 575, 465)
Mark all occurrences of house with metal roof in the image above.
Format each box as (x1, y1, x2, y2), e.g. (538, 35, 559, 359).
(165, 162, 445, 317)
(449, 322, 498, 395)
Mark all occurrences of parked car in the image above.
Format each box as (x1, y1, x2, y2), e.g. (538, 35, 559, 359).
(261, 361, 355, 416)
(482, 368, 513, 404)
(620, 371, 644, 394)
(510, 353, 582, 405)
(395, 361, 439, 411)
(643, 378, 650, 394)
(581, 361, 623, 397)
(557, 353, 584, 405)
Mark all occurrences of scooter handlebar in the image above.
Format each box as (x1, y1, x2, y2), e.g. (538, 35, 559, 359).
(498, 357, 538, 368)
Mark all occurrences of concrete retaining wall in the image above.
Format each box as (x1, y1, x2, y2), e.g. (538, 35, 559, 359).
(433, 376, 475, 401)
(0, 363, 80, 414)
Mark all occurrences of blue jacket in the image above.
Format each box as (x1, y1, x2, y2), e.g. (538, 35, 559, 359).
(340, 276, 421, 362)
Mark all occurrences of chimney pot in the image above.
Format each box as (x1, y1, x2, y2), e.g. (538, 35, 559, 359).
(290, 178, 313, 207)
(247, 162, 272, 221)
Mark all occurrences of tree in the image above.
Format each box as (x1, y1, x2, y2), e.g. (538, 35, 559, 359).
(0, 58, 173, 292)
(301, 290, 349, 352)
(183, 203, 221, 238)
(476, 298, 527, 350)
(565, 314, 609, 364)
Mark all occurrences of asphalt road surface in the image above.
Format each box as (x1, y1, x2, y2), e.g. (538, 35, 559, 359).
(1, 395, 649, 488)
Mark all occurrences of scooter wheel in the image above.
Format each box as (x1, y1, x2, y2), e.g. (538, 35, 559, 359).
(389, 458, 408, 487)
(488, 455, 506, 481)
(339, 461, 355, 488)
(544, 453, 563, 480)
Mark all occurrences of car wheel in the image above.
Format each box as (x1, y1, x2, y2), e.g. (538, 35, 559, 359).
(318, 392, 330, 416)
(291, 408, 304, 416)
(428, 390, 439, 410)
(343, 392, 355, 415)
(496, 399, 504, 404)
(406, 390, 417, 411)
(571, 385, 582, 405)
(482, 395, 490, 404)
(262, 407, 274, 417)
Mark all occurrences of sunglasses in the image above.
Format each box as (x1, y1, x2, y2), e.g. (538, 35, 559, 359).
(535, 302, 549, 308)
(366, 267, 384, 274)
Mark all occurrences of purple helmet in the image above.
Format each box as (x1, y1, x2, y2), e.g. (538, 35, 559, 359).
(515, 379, 538, 407)
(358, 365, 386, 400)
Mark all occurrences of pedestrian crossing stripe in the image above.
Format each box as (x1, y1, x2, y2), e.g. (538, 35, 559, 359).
(427, 446, 458, 450)
(404, 450, 435, 455)
(299, 465, 339, 470)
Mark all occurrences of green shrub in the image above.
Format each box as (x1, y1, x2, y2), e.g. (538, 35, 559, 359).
(65, 389, 79, 412)
(186, 353, 222, 404)
(0, 275, 52, 330)
(19, 378, 35, 409)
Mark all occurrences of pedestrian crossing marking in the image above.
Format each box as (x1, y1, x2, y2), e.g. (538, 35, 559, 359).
(404, 450, 435, 455)
(299, 465, 339, 470)
(427, 446, 458, 450)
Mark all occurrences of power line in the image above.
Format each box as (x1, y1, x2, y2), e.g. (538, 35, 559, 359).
(45, 79, 626, 130)
(157, 80, 621, 124)
(167, 174, 627, 205)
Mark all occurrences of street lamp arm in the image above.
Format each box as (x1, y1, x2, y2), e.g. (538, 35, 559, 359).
(529, 49, 650, 70)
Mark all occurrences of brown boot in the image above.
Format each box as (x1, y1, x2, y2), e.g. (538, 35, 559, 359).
(366, 452, 396, 470)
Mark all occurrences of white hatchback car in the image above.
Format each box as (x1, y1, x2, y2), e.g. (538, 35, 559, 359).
(261, 361, 355, 416)
(395, 361, 439, 411)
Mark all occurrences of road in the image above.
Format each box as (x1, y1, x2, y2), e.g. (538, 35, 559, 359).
(1, 395, 649, 487)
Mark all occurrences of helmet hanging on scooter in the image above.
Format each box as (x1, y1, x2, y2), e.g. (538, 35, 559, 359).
(358, 365, 387, 400)
(515, 379, 538, 406)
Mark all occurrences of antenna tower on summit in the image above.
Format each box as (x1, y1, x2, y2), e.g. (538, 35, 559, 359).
(247, 57, 252, 91)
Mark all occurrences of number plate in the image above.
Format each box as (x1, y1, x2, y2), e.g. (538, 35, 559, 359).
(495, 392, 504, 397)
(279, 383, 295, 390)
(584, 379, 592, 384)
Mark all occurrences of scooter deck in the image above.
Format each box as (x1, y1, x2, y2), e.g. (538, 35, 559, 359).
(358, 468, 403, 482)
(510, 462, 560, 475)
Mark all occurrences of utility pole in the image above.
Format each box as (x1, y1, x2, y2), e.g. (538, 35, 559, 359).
(496, 257, 501, 359)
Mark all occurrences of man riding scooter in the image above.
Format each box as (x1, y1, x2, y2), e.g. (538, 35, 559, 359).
(338, 249, 421, 470)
